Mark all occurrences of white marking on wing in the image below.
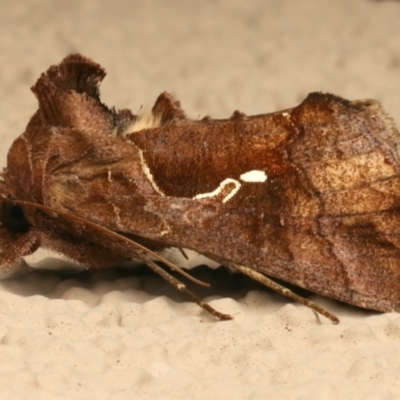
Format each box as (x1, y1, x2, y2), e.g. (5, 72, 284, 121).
(282, 112, 291, 119)
(107, 168, 121, 223)
(193, 178, 241, 203)
(159, 222, 171, 236)
(138, 149, 166, 196)
(240, 170, 267, 183)
(112, 203, 121, 224)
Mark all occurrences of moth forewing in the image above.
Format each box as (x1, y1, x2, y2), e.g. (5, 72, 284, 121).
(2, 53, 400, 324)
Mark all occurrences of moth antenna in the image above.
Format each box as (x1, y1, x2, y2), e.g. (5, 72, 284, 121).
(140, 254, 232, 320)
(9, 199, 210, 288)
(230, 264, 340, 324)
(13, 202, 231, 319)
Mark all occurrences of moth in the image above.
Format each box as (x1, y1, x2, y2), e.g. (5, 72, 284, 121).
(1, 54, 400, 324)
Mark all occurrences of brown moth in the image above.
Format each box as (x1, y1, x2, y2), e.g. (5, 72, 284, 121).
(1, 54, 400, 324)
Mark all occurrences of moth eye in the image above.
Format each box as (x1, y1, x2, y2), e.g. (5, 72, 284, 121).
(0, 203, 31, 233)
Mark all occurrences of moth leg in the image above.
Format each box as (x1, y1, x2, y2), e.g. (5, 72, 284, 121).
(143, 256, 232, 321)
(178, 247, 189, 260)
(231, 264, 340, 324)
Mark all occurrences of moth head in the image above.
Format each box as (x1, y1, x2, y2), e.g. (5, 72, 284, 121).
(0, 163, 40, 263)
(0, 195, 38, 268)
(0, 54, 138, 269)
(0, 201, 31, 234)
